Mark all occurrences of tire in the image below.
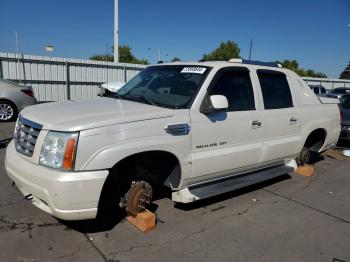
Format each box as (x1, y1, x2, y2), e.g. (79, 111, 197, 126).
(297, 146, 311, 166)
(0, 100, 18, 122)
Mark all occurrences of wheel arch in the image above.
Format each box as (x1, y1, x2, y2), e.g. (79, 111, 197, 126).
(303, 128, 327, 152)
(109, 149, 183, 189)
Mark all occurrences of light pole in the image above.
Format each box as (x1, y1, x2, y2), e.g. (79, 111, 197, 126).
(114, 0, 119, 63)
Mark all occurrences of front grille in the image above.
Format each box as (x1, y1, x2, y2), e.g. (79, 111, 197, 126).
(14, 116, 42, 157)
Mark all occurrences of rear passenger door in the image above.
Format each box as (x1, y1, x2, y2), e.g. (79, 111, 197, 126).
(256, 70, 301, 163)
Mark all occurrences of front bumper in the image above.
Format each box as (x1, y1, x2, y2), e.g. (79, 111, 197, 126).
(5, 140, 109, 220)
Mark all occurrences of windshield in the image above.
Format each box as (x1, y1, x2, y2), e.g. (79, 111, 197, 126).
(332, 88, 350, 94)
(116, 65, 211, 109)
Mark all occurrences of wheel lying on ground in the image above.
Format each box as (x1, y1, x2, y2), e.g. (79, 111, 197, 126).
(0, 100, 18, 122)
(296, 146, 311, 166)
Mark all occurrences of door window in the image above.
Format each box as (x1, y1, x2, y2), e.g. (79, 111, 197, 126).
(257, 70, 293, 109)
(209, 70, 255, 111)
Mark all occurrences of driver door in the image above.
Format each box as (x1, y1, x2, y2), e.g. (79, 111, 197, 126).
(190, 67, 263, 184)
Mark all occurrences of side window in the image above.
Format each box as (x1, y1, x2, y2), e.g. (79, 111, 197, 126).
(209, 70, 255, 111)
(257, 70, 293, 109)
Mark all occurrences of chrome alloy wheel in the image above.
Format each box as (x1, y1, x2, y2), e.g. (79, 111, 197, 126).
(0, 103, 14, 121)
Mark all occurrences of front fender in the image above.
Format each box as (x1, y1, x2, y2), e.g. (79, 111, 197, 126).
(78, 134, 192, 183)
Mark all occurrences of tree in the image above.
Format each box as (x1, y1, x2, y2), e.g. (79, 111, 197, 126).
(200, 41, 240, 62)
(90, 45, 148, 65)
(340, 61, 350, 79)
(89, 54, 113, 62)
(171, 57, 181, 62)
(277, 59, 327, 78)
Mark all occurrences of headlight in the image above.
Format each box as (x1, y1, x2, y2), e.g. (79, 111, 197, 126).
(39, 131, 79, 171)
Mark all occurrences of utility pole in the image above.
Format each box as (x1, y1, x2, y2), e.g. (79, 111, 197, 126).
(248, 39, 253, 60)
(114, 0, 119, 63)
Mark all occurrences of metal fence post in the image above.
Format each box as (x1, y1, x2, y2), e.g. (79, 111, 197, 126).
(0, 58, 3, 79)
(124, 66, 127, 82)
(21, 53, 26, 82)
(65, 61, 71, 100)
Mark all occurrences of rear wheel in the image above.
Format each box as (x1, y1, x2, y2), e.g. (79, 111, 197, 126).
(0, 100, 18, 122)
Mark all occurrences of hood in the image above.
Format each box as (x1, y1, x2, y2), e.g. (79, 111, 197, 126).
(341, 107, 350, 126)
(20, 98, 174, 131)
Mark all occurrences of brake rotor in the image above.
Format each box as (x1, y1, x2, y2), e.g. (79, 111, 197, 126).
(126, 181, 153, 217)
(298, 147, 311, 165)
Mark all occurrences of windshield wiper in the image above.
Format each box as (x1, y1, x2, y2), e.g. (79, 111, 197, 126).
(114, 94, 177, 109)
(122, 94, 158, 107)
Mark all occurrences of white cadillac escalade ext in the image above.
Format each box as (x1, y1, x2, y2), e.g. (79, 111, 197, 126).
(5, 59, 340, 220)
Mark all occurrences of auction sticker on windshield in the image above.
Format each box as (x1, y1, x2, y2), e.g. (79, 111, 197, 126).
(181, 67, 207, 74)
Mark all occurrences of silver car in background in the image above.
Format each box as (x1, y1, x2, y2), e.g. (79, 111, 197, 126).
(0, 79, 36, 122)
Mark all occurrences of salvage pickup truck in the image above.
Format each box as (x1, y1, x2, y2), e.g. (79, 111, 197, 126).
(5, 59, 341, 220)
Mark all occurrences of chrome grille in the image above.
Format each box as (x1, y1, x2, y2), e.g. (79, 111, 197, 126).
(14, 116, 42, 157)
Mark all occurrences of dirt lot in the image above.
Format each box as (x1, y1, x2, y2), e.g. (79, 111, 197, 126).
(1, 122, 350, 262)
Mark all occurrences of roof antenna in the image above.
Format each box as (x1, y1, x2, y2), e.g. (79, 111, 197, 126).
(248, 39, 253, 60)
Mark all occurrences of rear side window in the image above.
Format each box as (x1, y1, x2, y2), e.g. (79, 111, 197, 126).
(209, 70, 255, 111)
(257, 70, 293, 109)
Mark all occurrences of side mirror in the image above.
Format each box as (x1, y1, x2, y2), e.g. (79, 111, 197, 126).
(201, 95, 228, 114)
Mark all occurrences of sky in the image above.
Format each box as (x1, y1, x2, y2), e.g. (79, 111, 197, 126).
(0, 0, 349, 77)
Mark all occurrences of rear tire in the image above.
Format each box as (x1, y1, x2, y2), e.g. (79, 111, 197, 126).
(0, 100, 18, 122)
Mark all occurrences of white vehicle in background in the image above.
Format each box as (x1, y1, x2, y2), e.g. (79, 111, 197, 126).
(5, 59, 340, 220)
(98, 82, 125, 97)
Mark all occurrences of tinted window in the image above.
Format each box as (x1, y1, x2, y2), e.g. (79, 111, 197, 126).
(257, 71, 293, 109)
(209, 70, 255, 111)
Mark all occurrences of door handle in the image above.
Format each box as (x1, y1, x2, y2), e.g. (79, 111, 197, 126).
(289, 117, 298, 124)
(251, 120, 262, 129)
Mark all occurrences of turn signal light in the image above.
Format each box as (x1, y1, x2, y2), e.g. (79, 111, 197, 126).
(63, 138, 77, 170)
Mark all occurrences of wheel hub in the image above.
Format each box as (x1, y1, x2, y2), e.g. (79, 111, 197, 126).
(126, 181, 153, 217)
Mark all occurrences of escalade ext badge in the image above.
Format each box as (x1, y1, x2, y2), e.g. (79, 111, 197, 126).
(165, 123, 191, 136)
